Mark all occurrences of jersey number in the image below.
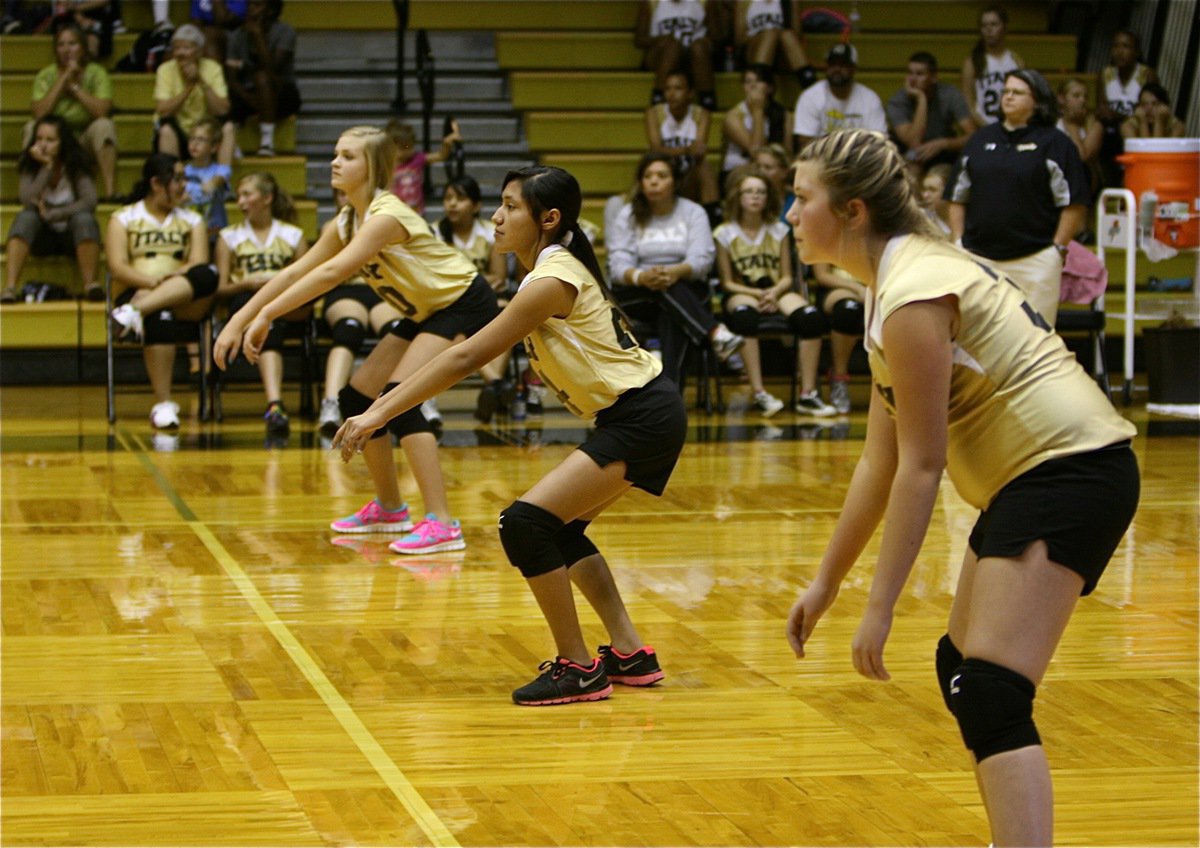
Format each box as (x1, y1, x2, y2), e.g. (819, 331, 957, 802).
(983, 88, 1000, 117)
(375, 284, 417, 317)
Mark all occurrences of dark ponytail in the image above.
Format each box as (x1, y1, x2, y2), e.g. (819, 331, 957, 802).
(503, 165, 621, 311)
(437, 174, 483, 245)
(129, 153, 178, 202)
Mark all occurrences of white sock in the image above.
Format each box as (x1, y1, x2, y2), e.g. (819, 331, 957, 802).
(260, 123, 275, 150)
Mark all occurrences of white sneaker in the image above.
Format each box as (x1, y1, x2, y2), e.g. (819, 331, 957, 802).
(318, 397, 342, 436)
(830, 378, 852, 414)
(753, 390, 785, 417)
(710, 323, 744, 362)
(421, 398, 442, 424)
(794, 391, 838, 417)
(150, 400, 181, 429)
(111, 303, 144, 342)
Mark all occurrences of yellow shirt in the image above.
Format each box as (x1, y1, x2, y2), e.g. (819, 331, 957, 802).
(113, 200, 202, 292)
(520, 246, 662, 419)
(714, 220, 789, 288)
(153, 57, 229, 133)
(336, 190, 477, 322)
(866, 234, 1135, 509)
(219, 219, 304, 283)
(450, 219, 494, 278)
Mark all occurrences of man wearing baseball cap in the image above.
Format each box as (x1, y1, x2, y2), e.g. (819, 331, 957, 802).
(153, 23, 236, 167)
(792, 43, 886, 149)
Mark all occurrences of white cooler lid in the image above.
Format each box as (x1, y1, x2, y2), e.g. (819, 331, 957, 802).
(1124, 138, 1200, 154)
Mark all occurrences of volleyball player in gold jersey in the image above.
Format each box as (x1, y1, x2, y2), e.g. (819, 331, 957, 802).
(214, 126, 498, 554)
(783, 130, 1138, 847)
(334, 166, 687, 706)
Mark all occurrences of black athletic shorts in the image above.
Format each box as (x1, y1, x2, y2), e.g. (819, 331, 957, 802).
(323, 283, 382, 311)
(968, 441, 1139, 595)
(390, 275, 499, 341)
(579, 373, 688, 496)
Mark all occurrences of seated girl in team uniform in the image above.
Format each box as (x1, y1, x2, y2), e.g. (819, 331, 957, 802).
(107, 153, 219, 429)
(214, 125, 499, 554)
(216, 172, 308, 435)
(334, 166, 688, 706)
(715, 166, 833, 417)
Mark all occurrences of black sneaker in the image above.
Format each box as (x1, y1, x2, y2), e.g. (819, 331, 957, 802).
(474, 383, 498, 423)
(512, 657, 612, 706)
(599, 645, 665, 686)
(264, 401, 290, 434)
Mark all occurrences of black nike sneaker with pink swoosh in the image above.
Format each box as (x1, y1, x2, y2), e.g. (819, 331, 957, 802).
(512, 656, 613, 705)
(598, 645, 664, 686)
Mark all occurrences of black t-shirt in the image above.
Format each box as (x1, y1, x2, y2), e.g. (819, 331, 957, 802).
(948, 122, 1090, 261)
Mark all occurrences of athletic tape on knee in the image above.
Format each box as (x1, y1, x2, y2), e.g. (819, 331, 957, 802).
(935, 634, 963, 715)
(555, 519, 599, 567)
(830, 298, 865, 335)
(950, 658, 1041, 761)
(331, 317, 366, 355)
(338, 384, 389, 440)
(724, 305, 760, 336)
(788, 304, 828, 338)
(380, 381, 434, 440)
(498, 501, 565, 578)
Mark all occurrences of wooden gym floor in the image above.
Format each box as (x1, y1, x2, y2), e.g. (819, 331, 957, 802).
(1, 384, 1196, 847)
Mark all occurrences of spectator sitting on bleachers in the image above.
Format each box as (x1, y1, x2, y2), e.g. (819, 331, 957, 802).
(723, 64, 792, 192)
(792, 44, 886, 150)
(107, 153, 219, 430)
(1056, 78, 1102, 191)
(1120, 83, 1186, 140)
(918, 163, 953, 235)
(190, 0, 246, 62)
(645, 69, 720, 217)
(1096, 29, 1157, 188)
(183, 117, 232, 238)
(607, 152, 741, 387)
(715, 166, 834, 417)
(56, 0, 121, 59)
(216, 171, 308, 437)
(732, 0, 816, 90)
(960, 5, 1023, 126)
(886, 51, 975, 171)
(636, 0, 718, 110)
(3, 115, 101, 303)
(385, 119, 462, 216)
(751, 143, 792, 222)
(27, 21, 118, 198)
(807, 261, 864, 415)
(153, 23, 237, 168)
(224, 0, 299, 157)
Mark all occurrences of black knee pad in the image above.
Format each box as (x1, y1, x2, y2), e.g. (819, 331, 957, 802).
(380, 318, 405, 337)
(950, 658, 1041, 762)
(724, 305, 760, 336)
(261, 319, 286, 352)
(185, 264, 219, 299)
(935, 634, 963, 715)
(788, 304, 828, 338)
(143, 310, 193, 345)
(339, 384, 389, 440)
(555, 519, 599, 567)
(380, 381, 434, 440)
(331, 317, 366, 355)
(830, 298, 864, 335)
(498, 501, 565, 578)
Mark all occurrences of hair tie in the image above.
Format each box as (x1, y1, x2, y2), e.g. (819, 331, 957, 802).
(560, 229, 574, 247)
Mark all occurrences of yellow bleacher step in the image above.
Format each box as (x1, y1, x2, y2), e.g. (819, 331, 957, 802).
(542, 152, 723, 196)
(0, 300, 80, 348)
(1, 73, 156, 115)
(0, 113, 295, 156)
(2, 156, 308, 202)
(526, 111, 723, 153)
(0, 34, 137, 73)
(512, 70, 1098, 111)
(498, 32, 1076, 72)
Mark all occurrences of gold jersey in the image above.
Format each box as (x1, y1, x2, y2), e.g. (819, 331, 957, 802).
(337, 190, 476, 321)
(866, 235, 1135, 509)
(450, 219, 495, 278)
(520, 246, 662, 420)
(113, 200, 203, 283)
(714, 220, 789, 288)
(219, 219, 304, 284)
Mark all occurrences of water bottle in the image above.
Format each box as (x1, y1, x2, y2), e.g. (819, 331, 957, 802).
(1139, 189, 1158, 242)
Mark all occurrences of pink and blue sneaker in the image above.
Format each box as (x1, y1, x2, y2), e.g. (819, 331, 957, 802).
(389, 513, 466, 554)
(329, 499, 414, 534)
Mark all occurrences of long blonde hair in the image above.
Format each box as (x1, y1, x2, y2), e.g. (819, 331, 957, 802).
(340, 125, 396, 194)
(797, 129, 945, 241)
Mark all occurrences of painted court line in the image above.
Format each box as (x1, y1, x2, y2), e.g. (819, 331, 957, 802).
(126, 432, 459, 847)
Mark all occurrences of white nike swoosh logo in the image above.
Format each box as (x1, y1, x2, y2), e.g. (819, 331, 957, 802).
(579, 672, 604, 688)
(617, 661, 641, 672)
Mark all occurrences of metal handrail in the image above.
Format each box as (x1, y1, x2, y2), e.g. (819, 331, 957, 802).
(390, 0, 409, 112)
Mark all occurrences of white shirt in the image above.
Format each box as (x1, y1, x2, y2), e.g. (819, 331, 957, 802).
(793, 81, 887, 138)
